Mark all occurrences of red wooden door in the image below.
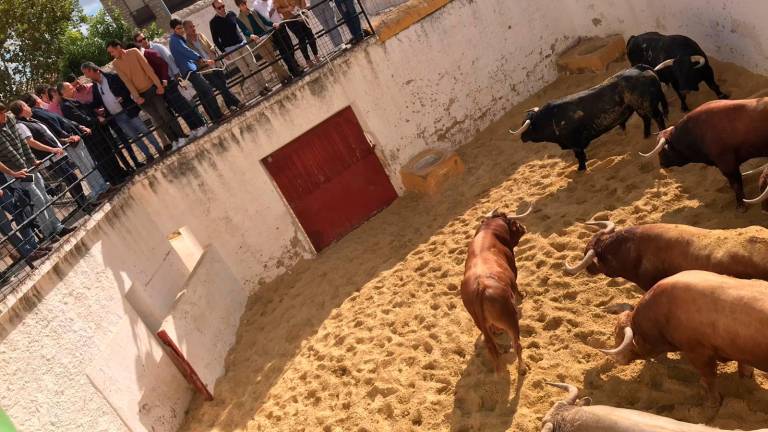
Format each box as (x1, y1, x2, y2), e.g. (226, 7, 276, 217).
(263, 107, 398, 251)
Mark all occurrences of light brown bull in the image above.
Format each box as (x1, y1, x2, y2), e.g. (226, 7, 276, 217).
(460, 205, 532, 375)
(600, 270, 768, 405)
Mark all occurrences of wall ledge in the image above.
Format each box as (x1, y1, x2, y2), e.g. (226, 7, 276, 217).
(374, 0, 454, 42)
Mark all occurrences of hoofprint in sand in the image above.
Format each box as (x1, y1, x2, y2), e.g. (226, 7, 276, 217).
(180, 59, 768, 432)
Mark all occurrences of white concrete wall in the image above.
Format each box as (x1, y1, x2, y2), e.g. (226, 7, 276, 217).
(2, 0, 768, 431)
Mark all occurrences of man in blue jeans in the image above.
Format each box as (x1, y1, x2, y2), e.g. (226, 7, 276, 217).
(335, 0, 363, 44)
(169, 18, 242, 123)
(0, 178, 50, 265)
(81, 62, 163, 163)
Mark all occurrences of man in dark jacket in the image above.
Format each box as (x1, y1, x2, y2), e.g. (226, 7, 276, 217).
(210, 0, 270, 96)
(81, 62, 164, 163)
(59, 82, 130, 187)
(19, 93, 109, 198)
(235, 0, 300, 81)
(8, 101, 92, 212)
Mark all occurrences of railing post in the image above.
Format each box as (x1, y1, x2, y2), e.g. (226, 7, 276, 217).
(356, 0, 376, 36)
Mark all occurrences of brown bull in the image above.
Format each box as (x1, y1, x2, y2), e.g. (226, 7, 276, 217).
(460, 205, 532, 375)
(565, 221, 768, 290)
(600, 270, 768, 405)
(639, 98, 768, 210)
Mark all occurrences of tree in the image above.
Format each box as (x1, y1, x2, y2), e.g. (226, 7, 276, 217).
(0, 0, 80, 101)
(60, 9, 164, 78)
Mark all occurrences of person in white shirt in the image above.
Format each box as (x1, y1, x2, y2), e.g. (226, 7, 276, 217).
(81, 62, 164, 163)
(253, 0, 282, 23)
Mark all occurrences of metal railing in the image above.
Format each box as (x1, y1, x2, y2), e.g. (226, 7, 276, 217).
(0, 0, 375, 300)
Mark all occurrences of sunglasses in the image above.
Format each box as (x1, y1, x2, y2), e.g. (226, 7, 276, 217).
(215, 4, 225, 10)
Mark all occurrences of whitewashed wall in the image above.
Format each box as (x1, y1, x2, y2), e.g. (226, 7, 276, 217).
(2, 0, 768, 430)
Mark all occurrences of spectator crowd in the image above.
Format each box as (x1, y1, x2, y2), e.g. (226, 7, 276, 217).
(0, 0, 367, 281)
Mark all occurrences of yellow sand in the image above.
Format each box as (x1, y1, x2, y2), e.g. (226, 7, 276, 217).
(180, 59, 768, 432)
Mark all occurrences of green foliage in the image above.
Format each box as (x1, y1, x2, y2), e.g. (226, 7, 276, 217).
(0, 0, 80, 101)
(60, 9, 164, 78)
(0, 0, 164, 102)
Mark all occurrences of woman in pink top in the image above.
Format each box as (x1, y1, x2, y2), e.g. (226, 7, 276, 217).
(45, 87, 64, 116)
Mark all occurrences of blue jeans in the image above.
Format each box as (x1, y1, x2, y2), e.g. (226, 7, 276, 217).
(19, 173, 63, 238)
(335, 0, 363, 40)
(113, 111, 162, 159)
(0, 187, 38, 257)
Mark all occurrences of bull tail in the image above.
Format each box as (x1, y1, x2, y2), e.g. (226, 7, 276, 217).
(474, 280, 502, 372)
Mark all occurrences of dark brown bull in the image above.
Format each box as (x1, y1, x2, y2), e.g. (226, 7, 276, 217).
(600, 270, 768, 405)
(565, 221, 768, 290)
(639, 98, 768, 210)
(460, 205, 532, 375)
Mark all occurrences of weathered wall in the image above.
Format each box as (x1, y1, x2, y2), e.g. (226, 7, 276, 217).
(3, 0, 768, 430)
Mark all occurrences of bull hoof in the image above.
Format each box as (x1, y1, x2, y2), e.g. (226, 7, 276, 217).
(577, 165, 587, 172)
(718, 93, 730, 100)
(518, 364, 528, 375)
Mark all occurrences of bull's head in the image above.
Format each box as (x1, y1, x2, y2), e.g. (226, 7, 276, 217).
(510, 107, 542, 143)
(638, 126, 687, 168)
(482, 203, 533, 245)
(564, 221, 615, 275)
(654, 55, 706, 93)
(599, 311, 640, 365)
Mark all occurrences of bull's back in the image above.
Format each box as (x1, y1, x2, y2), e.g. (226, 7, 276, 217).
(639, 271, 768, 369)
(634, 224, 768, 282)
(678, 99, 768, 152)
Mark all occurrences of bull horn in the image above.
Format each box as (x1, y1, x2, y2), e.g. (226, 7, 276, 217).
(509, 119, 531, 135)
(639, 137, 666, 158)
(742, 163, 768, 177)
(584, 220, 615, 234)
(527, 106, 540, 113)
(598, 326, 634, 357)
(545, 382, 579, 405)
(485, 208, 498, 218)
(509, 203, 533, 219)
(653, 59, 675, 71)
(690, 55, 706, 68)
(540, 423, 554, 432)
(744, 184, 768, 205)
(564, 249, 596, 275)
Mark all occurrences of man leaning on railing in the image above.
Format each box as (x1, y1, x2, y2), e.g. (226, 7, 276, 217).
(235, 0, 302, 83)
(210, 0, 272, 97)
(169, 18, 243, 123)
(19, 93, 109, 201)
(133, 32, 209, 139)
(0, 104, 77, 243)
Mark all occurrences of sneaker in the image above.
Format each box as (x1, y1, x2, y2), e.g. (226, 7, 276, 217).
(177, 137, 187, 148)
(192, 126, 209, 138)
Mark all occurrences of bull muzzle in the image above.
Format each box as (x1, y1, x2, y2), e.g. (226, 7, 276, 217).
(639, 137, 665, 158)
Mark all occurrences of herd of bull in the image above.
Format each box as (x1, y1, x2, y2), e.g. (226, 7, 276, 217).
(460, 32, 768, 432)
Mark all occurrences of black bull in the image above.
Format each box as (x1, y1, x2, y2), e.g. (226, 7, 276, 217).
(627, 31, 729, 112)
(510, 65, 668, 171)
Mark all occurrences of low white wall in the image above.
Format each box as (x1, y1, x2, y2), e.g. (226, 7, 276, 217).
(2, 0, 768, 431)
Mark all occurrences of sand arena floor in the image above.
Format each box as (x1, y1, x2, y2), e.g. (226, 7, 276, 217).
(180, 59, 768, 432)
